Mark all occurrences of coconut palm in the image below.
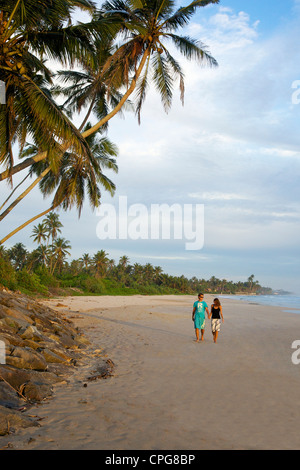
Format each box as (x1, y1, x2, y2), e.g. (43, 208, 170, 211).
(44, 212, 63, 245)
(0, 125, 118, 244)
(93, 249, 110, 277)
(31, 222, 47, 245)
(37, 123, 118, 216)
(51, 236, 71, 274)
(2, 0, 219, 174)
(28, 244, 51, 269)
(53, 35, 134, 134)
(0, 0, 98, 174)
(82, 0, 219, 138)
(0, 0, 218, 242)
(7, 242, 28, 270)
(80, 252, 92, 271)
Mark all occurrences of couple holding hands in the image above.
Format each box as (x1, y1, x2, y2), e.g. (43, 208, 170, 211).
(192, 294, 224, 343)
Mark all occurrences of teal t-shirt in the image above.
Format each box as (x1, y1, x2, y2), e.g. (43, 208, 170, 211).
(193, 301, 208, 318)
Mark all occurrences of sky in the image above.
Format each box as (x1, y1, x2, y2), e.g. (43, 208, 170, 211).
(1, 0, 300, 294)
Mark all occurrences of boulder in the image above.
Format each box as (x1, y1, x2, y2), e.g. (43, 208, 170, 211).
(39, 347, 71, 364)
(0, 382, 24, 409)
(0, 305, 34, 325)
(0, 289, 91, 436)
(0, 405, 39, 435)
(6, 346, 48, 371)
(19, 325, 45, 342)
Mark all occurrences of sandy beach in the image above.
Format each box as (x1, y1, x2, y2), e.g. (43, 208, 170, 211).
(2, 294, 300, 450)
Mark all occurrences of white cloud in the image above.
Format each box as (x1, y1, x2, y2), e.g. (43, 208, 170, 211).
(189, 192, 252, 201)
(260, 147, 300, 158)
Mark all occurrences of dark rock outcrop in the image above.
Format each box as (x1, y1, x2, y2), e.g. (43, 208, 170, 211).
(0, 288, 90, 436)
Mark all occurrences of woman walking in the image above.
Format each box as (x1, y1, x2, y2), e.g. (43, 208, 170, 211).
(210, 298, 224, 343)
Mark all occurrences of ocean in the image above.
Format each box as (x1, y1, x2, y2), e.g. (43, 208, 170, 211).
(220, 294, 300, 314)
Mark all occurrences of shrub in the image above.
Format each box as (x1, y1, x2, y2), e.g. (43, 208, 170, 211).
(17, 269, 48, 295)
(0, 255, 17, 290)
(34, 266, 59, 288)
(80, 277, 106, 294)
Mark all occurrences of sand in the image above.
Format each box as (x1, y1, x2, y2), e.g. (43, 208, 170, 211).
(1, 294, 300, 450)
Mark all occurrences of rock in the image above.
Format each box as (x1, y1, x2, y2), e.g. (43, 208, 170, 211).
(6, 346, 48, 371)
(0, 364, 64, 404)
(0, 405, 39, 435)
(39, 348, 70, 364)
(0, 331, 24, 347)
(75, 335, 91, 347)
(0, 305, 34, 325)
(21, 380, 53, 402)
(22, 339, 41, 350)
(19, 325, 45, 342)
(44, 331, 77, 349)
(0, 382, 24, 409)
(0, 289, 91, 436)
(0, 365, 62, 389)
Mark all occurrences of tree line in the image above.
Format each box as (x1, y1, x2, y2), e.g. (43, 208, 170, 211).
(0, 212, 273, 297)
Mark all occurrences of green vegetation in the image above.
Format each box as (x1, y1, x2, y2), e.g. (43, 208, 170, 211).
(0, 212, 273, 297)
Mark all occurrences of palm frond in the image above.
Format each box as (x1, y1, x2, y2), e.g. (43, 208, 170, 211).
(164, 0, 219, 30)
(135, 54, 150, 123)
(167, 34, 218, 66)
(151, 52, 173, 113)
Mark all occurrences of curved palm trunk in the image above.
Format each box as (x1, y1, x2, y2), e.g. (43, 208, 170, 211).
(0, 151, 48, 181)
(0, 166, 51, 222)
(82, 48, 151, 139)
(0, 47, 151, 181)
(0, 172, 30, 211)
(0, 202, 60, 245)
(78, 95, 97, 131)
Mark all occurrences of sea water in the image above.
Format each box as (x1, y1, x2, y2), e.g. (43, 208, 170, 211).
(220, 294, 300, 314)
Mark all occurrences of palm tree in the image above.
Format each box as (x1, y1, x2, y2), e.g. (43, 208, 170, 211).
(119, 255, 129, 268)
(80, 252, 92, 271)
(0, 0, 97, 174)
(31, 222, 47, 246)
(143, 263, 154, 283)
(53, 35, 134, 134)
(93, 249, 110, 277)
(7, 242, 28, 270)
(51, 236, 71, 274)
(0, 0, 218, 241)
(1, 0, 218, 177)
(44, 212, 63, 246)
(27, 244, 51, 270)
(0, 125, 118, 244)
(133, 262, 143, 284)
(81, 0, 218, 139)
(153, 265, 163, 284)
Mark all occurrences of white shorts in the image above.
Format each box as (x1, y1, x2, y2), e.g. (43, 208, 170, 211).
(211, 319, 221, 332)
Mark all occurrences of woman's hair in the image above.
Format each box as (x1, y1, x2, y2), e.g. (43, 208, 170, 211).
(213, 298, 221, 306)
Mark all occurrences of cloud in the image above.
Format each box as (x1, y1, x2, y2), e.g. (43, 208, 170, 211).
(189, 192, 252, 201)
